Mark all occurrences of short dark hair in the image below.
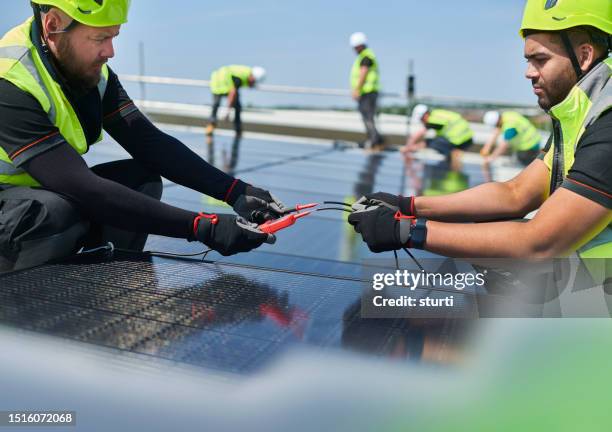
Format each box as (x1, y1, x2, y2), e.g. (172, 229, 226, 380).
(567, 26, 610, 54)
(524, 26, 610, 55)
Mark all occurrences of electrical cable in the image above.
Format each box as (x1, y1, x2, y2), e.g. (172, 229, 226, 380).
(315, 207, 353, 213)
(322, 201, 353, 207)
(403, 247, 425, 273)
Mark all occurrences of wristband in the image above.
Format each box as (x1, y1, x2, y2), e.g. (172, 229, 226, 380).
(410, 218, 428, 249)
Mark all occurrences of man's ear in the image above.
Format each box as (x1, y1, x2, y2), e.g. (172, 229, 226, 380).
(42, 8, 70, 36)
(577, 43, 596, 73)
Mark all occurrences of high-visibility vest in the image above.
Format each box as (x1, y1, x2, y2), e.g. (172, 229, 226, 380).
(350, 48, 380, 95)
(0, 18, 108, 187)
(501, 111, 541, 151)
(542, 57, 612, 260)
(427, 109, 474, 145)
(423, 171, 468, 196)
(210, 65, 251, 95)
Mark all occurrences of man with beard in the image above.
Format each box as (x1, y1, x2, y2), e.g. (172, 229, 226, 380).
(348, 0, 611, 262)
(0, 0, 286, 271)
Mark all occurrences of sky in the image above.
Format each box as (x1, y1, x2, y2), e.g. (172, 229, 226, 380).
(2, 1, 535, 108)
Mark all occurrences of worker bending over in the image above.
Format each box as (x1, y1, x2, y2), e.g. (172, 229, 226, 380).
(206, 65, 266, 138)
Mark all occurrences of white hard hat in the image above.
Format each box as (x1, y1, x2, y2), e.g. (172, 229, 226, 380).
(483, 111, 501, 127)
(349, 32, 368, 47)
(251, 66, 266, 83)
(411, 104, 429, 122)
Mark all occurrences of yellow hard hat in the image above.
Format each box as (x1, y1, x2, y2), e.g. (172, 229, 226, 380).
(31, 0, 131, 27)
(519, 0, 612, 38)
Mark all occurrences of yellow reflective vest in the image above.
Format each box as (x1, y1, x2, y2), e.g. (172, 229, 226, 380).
(350, 48, 379, 95)
(427, 109, 474, 145)
(210, 65, 251, 95)
(542, 57, 612, 260)
(501, 111, 541, 152)
(0, 18, 108, 187)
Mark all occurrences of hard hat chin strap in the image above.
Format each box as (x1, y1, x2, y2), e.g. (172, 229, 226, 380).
(560, 31, 584, 81)
(31, 3, 50, 54)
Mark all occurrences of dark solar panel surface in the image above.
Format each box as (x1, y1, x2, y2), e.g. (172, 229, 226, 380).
(0, 129, 486, 375)
(0, 254, 473, 374)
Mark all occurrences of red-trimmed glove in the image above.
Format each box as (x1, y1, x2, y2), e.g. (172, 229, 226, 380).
(193, 212, 273, 256)
(347, 206, 405, 253)
(352, 192, 415, 216)
(232, 185, 287, 224)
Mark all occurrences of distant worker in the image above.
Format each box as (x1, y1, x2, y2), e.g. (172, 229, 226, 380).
(481, 111, 542, 166)
(206, 65, 266, 138)
(401, 104, 474, 169)
(349, 32, 384, 150)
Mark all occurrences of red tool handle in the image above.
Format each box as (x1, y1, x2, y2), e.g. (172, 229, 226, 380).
(259, 211, 311, 234)
(295, 203, 318, 211)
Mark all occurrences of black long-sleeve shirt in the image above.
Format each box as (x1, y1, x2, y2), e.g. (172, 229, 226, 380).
(0, 61, 245, 240)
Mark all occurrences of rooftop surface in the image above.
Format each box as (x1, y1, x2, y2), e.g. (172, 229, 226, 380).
(0, 127, 506, 370)
(0, 128, 537, 431)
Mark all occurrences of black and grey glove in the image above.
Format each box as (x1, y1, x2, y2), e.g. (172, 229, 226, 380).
(347, 205, 414, 253)
(194, 213, 274, 256)
(232, 185, 287, 224)
(352, 192, 415, 216)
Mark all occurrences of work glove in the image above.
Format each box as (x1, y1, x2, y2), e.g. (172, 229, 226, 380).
(194, 213, 274, 256)
(352, 192, 415, 216)
(232, 185, 287, 224)
(348, 205, 413, 253)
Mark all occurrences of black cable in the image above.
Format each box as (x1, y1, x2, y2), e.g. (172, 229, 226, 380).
(113, 246, 212, 260)
(403, 247, 425, 273)
(148, 249, 212, 260)
(393, 250, 399, 270)
(323, 201, 353, 207)
(315, 207, 353, 213)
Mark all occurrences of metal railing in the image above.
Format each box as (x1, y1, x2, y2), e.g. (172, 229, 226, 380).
(119, 73, 541, 114)
(119, 74, 403, 98)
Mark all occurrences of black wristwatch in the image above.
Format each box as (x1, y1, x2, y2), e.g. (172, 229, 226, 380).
(410, 218, 428, 249)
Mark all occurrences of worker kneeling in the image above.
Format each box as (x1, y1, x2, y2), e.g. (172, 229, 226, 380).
(0, 1, 284, 272)
(402, 105, 474, 169)
(481, 110, 542, 166)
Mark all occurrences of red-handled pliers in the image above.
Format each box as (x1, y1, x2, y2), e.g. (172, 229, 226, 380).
(258, 203, 318, 234)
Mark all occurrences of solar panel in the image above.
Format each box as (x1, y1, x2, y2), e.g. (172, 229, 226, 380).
(1, 129, 490, 375)
(0, 253, 475, 373)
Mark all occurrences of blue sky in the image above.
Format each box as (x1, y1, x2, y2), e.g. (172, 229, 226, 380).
(3, 1, 534, 107)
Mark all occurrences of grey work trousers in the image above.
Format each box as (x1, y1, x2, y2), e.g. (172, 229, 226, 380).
(357, 92, 383, 147)
(0, 159, 162, 273)
(210, 92, 242, 134)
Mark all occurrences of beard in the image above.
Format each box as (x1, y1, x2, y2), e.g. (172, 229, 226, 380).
(54, 35, 104, 95)
(534, 68, 576, 112)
